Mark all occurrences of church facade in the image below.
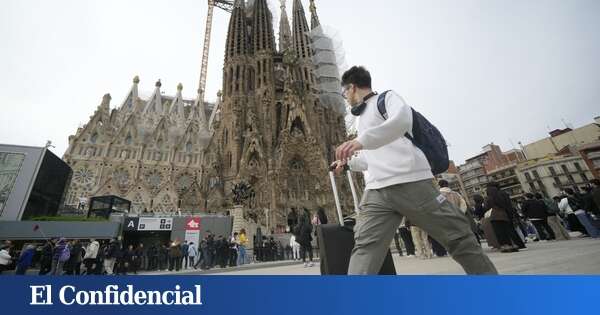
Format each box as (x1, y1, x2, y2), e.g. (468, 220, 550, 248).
(62, 78, 213, 214)
(63, 0, 350, 231)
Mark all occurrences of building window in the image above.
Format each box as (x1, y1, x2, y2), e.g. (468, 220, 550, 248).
(532, 170, 540, 179)
(553, 177, 561, 186)
(561, 165, 569, 175)
(574, 162, 583, 171)
(548, 167, 557, 176)
(566, 174, 575, 184)
(524, 172, 532, 181)
(580, 173, 588, 181)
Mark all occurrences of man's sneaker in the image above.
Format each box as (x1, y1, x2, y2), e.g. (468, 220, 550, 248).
(303, 262, 308, 267)
(308, 262, 314, 267)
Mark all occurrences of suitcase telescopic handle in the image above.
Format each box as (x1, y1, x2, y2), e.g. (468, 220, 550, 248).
(328, 171, 345, 226)
(346, 171, 360, 214)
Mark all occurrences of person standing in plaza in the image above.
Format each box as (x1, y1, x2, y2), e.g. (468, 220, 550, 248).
(51, 238, 70, 275)
(103, 239, 118, 275)
(237, 228, 248, 266)
(290, 233, 301, 261)
(485, 183, 525, 253)
(438, 179, 480, 244)
(539, 194, 570, 240)
(159, 243, 169, 271)
(188, 242, 198, 269)
(392, 229, 404, 257)
(15, 244, 35, 275)
(147, 243, 158, 271)
(83, 239, 99, 275)
(398, 219, 415, 257)
(229, 233, 239, 267)
(67, 240, 85, 275)
(297, 208, 314, 267)
(0, 243, 12, 275)
(590, 180, 600, 216)
(411, 225, 433, 259)
(38, 239, 54, 275)
(333, 66, 497, 274)
(181, 241, 189, 270)
(581, 186, 599, 215)
(521, 193, 555, 241)
(559, 190, 588, 236)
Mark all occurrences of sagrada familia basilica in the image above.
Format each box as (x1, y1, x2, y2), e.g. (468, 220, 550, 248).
(62, 0, 351, 231)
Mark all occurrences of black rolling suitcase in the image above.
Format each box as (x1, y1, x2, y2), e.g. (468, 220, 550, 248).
(317, 167, 396, 275)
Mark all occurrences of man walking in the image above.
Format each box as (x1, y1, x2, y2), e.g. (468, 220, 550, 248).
(333, 66, 497, 275)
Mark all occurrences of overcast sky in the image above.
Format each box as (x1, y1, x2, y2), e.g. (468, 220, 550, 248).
(1, 0, 598, 164)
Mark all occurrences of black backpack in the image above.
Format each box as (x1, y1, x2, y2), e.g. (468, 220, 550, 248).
(377, 90, 449, 175)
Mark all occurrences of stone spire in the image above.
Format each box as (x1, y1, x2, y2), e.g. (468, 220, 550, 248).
(292, 0, 313, 60)
(252, 0, 276, 53)
(278, 0, 292, 52)
(169, 83, 186, 122)
(143, 79, 164, 115)
(309, 0, 320, 30)
(225, 0, 249, 62)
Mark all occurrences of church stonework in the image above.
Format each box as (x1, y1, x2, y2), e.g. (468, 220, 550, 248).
(63, 78, 213, 214)
(201, 0, 349, 231)
(63, 0, 351, 231)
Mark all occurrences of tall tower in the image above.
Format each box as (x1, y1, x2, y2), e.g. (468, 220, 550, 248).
(202, 0, 349, 231)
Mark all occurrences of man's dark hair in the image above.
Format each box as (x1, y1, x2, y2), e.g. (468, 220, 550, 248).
(525, 193, 534, 199)
(534, 193, 543, 199)
(552, 196, 561, 202)
(438, 179, 449, 188)
(564, 188, 575, 195)
(341, 66, 372, 89)
(590, 179, 600, 186)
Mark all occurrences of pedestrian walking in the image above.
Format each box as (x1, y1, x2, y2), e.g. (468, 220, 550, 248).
(332, 66, 497, 275)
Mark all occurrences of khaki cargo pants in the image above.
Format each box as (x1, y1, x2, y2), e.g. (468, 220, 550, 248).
(348, 179, 498, 275)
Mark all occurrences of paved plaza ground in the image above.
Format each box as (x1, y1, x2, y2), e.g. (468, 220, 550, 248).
(187, 236, 600, 275)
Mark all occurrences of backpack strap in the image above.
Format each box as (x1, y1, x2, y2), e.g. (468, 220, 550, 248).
(377, 90, 414, 142)
(377, 90, 391, 120)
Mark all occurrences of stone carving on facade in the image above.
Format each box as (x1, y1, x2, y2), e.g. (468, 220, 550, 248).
(62, 0, 353, 225)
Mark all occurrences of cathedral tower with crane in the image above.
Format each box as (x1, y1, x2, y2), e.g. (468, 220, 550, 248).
(201, 0, 349, 231)
(61, 0, 350, 232)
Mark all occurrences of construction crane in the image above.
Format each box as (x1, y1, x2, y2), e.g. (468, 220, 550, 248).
(197, 0, 234, 103)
